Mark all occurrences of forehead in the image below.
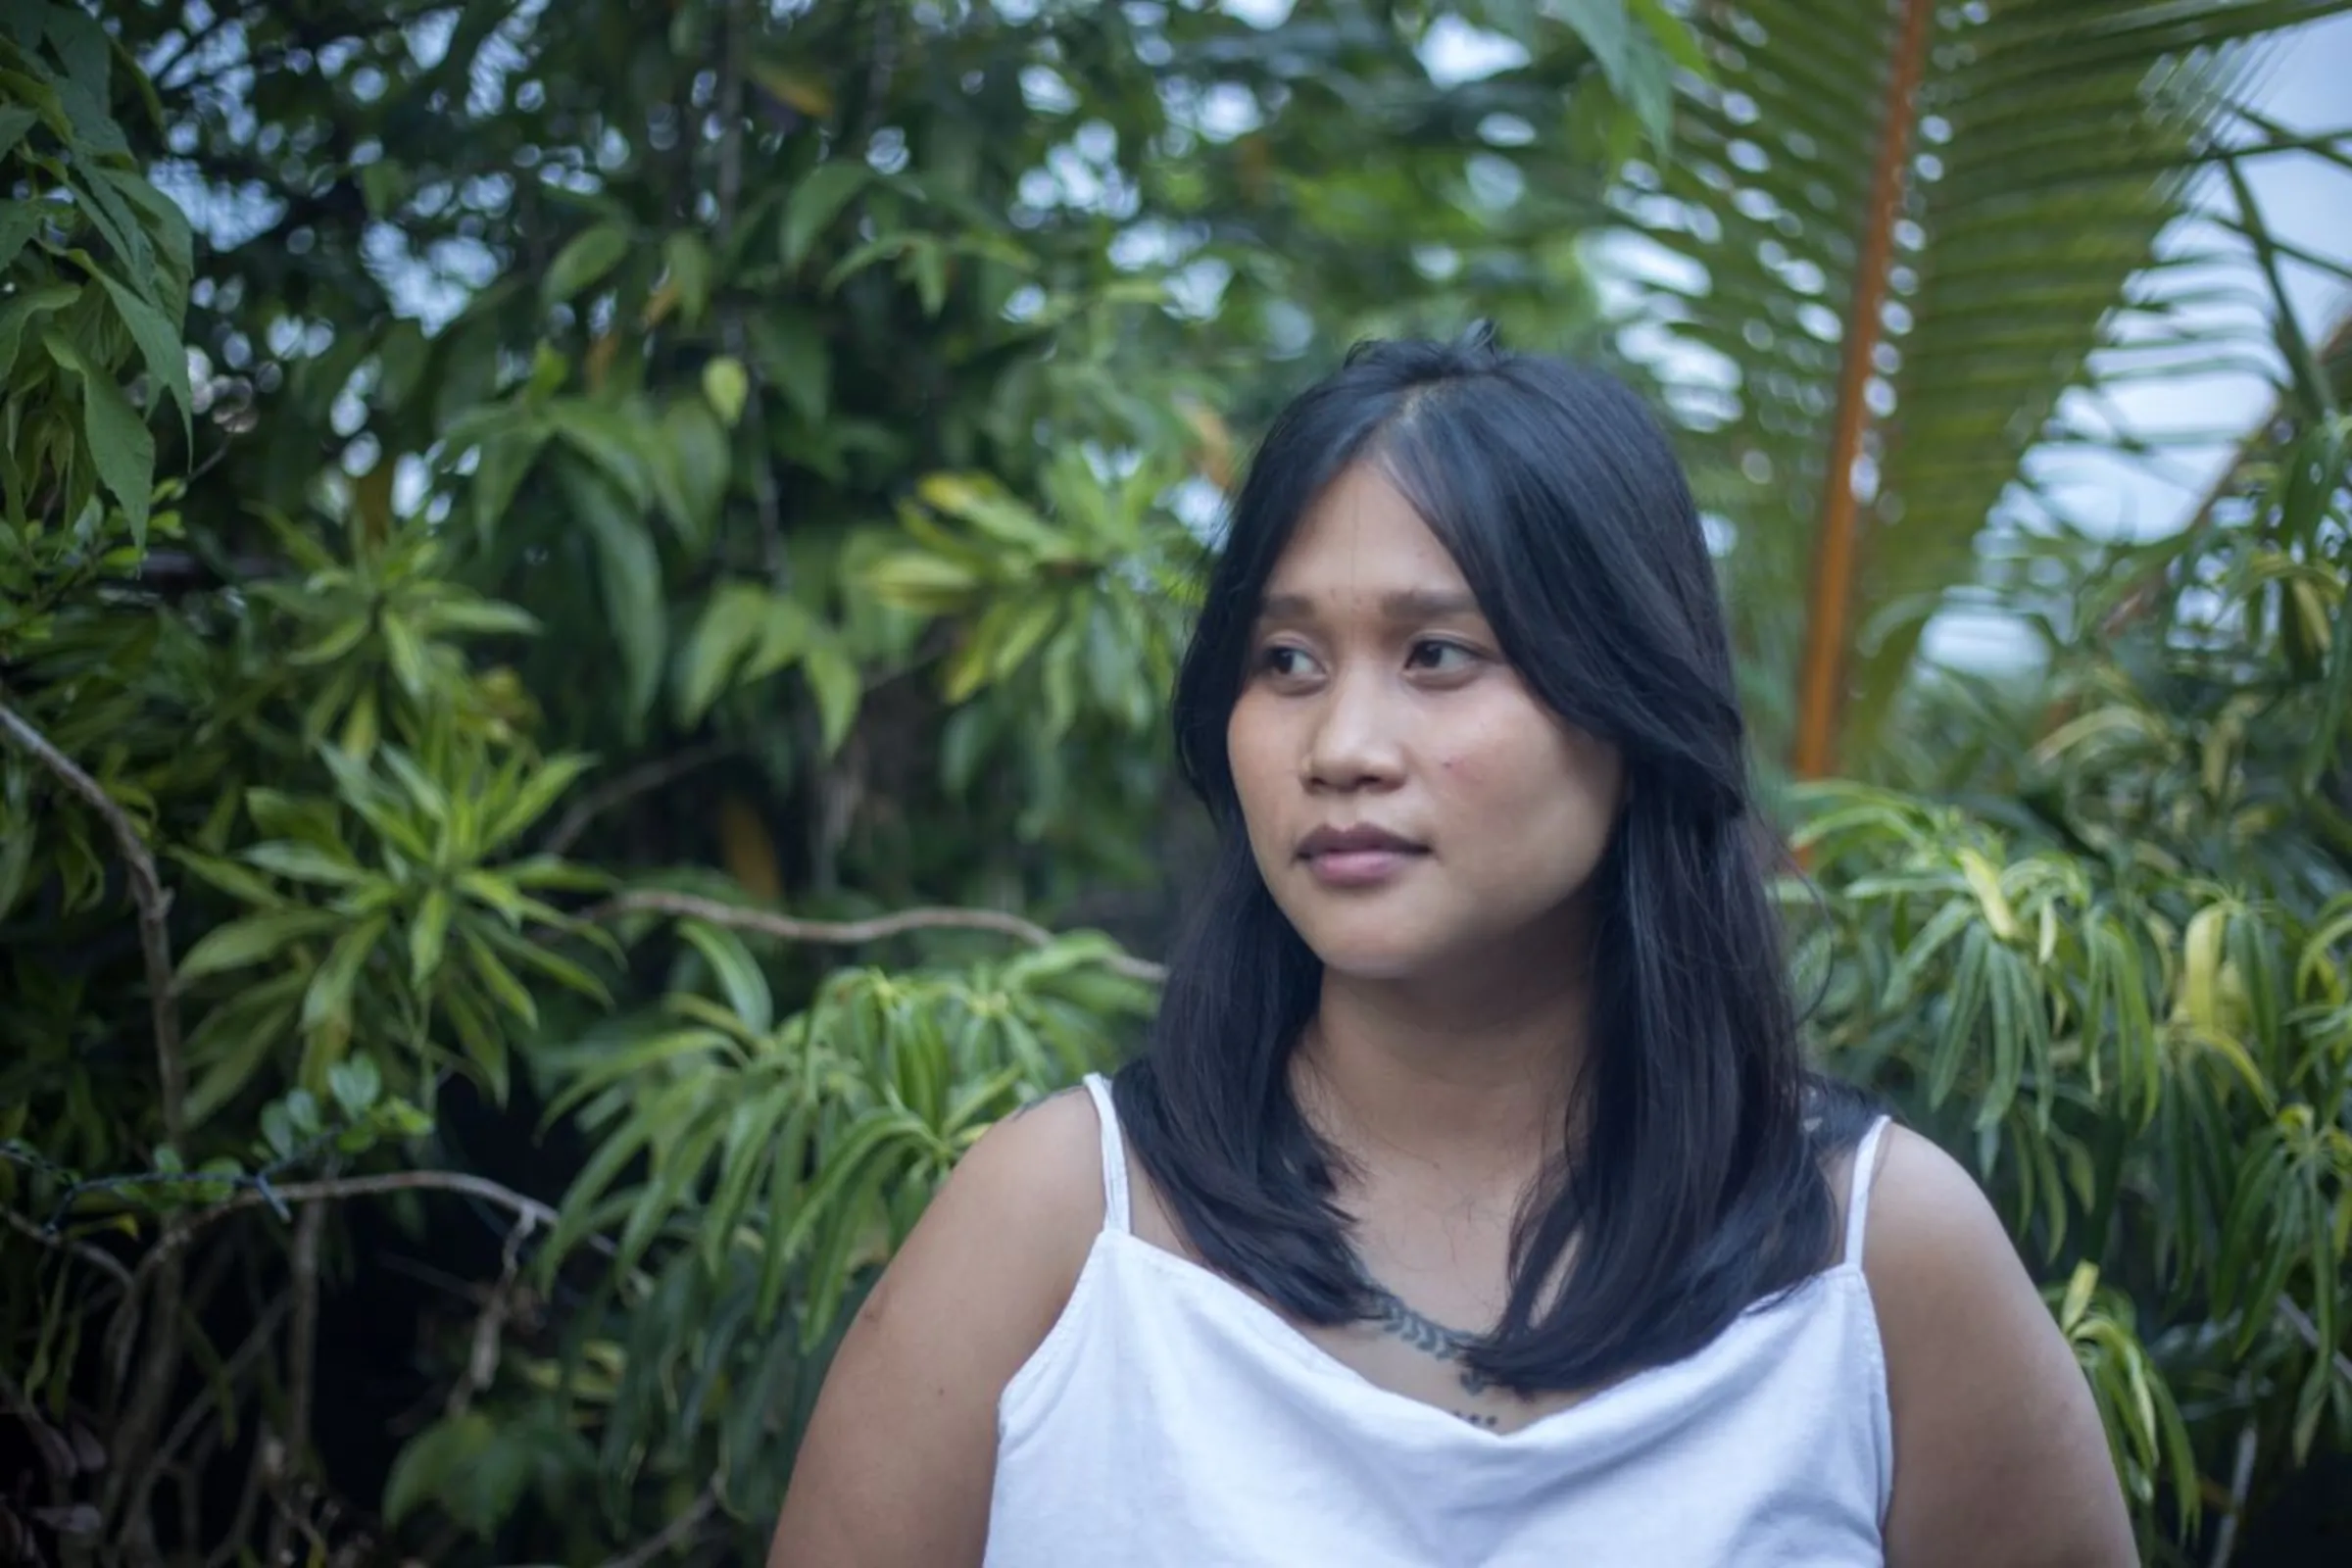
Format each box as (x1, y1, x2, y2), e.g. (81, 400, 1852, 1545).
(1262, 463, 1468, 599)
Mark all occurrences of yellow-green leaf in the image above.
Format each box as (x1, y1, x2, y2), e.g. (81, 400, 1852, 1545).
(1959, 849, 2021, 943)
(410, 888, 453, 988)
(701, 355, 749, 426)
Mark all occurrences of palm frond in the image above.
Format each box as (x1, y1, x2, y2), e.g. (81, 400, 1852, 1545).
(1608, 0, 2352, 770)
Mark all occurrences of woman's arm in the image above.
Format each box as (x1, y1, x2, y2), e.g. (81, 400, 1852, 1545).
(767, 1089, 1103, 1568)
(1864, 1125, 2137, 1568)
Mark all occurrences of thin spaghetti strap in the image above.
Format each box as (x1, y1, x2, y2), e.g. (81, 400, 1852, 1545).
(1079, 1072, 1132, 1236)
(1843, 1114, 1892, 1268)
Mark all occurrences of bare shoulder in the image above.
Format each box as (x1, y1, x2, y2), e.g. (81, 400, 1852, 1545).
(850, 1080, 1106, 1366)
(1857, 1124, 2136, 1568)
(768, 1084, 1107, 1568)
(1855, 1122, 2011, 1269)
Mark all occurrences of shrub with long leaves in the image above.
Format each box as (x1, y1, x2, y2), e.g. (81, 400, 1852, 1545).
(1788, 312, 2352, 1556)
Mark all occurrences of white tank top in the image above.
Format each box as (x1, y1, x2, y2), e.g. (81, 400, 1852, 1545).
(983, 1073, 1894, 1566)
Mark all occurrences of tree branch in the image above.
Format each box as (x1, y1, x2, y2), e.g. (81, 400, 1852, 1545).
(214, 1169, 566, 1233)
(263, 1202, 326, 1568)
(597, 1484, 719, 1568)
(3, 1206, 133, 1290)
(0, 689, 195, 1568)
(587, 888, 1168, 984)
(0, 693, 184, 1144)
(154, 1294, 291, 1479)
(447, 1211, 537, 1418)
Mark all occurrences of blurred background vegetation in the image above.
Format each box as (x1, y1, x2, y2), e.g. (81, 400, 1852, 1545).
(2, 1, 2349, 1563)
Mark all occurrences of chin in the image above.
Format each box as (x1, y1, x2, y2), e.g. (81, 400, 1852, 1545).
(1295, 928, 1446, 984)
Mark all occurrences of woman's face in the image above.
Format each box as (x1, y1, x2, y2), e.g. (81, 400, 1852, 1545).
(1226, 461, 1627, 983)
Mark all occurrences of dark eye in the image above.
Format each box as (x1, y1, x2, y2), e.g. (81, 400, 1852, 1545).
(1406, 639, 1478, 673)
(1254, 644, 1319, 679)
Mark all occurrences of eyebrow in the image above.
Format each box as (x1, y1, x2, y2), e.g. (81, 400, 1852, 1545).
(1253, 589, 1485, 624)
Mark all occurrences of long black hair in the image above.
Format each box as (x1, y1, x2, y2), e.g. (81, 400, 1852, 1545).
(1111, 329, 1878, 1396)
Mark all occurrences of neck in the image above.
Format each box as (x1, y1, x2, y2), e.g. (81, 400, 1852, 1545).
(1293, 936, 1592, 1190)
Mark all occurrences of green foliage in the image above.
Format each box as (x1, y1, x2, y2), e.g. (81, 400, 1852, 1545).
(1, 2, 1687, 1561)
(0, 1, 192, 564)
(1789, 307, 2352, 1552)
(2, 1, 2345, 1564)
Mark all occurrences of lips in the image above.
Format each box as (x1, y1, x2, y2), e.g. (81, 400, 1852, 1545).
(1298, 824, 1426, 889)
(1298, 824, 1423, 858)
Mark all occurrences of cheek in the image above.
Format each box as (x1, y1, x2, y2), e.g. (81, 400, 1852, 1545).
(1449, 725, 1622, 842)
(1225, 703, 1289, 836)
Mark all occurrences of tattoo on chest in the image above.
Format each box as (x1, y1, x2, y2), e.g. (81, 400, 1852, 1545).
(1365, 1285, 1493, 1396)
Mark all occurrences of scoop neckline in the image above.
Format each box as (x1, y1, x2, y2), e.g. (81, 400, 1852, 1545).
(1096, 1226, 1861, 1446)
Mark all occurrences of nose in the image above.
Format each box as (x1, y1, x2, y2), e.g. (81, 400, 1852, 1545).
(1301, 666, 1405, 793)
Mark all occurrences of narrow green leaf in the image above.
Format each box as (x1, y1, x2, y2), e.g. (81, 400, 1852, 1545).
(168, 848, 288, 908)
(380, 613, 430, 700)
(542, 221, 632, 307)
(705, 1088, 797, 1276)
(39, 326, 152, 543)
(800, 1150, 898, 1352)
(0, 283, 77, 386)
(0, 201, 43, 276)
(301, 913, 389, 1033)
(183, 997, 298, 1128)
(243, 840, 368, 887)
(679, 582, 772, 724)
(556, 459, 665, 725)
(658, 394, 730, 544)
(461, 927, 538, 1030)
(0, 106, 38, 165)
(682, 919, 773, 1035)
(661, 228, 713, 323)
(474, 918, 612, 1006)
(539, 1027, 734, 1127)
(803, 639, 861, 757)
(93, 269, 190, 441)
(756, 1098, 817, 1325)
(413, 597, 541, 639)
(179, 909, 341, 980)
(410, 888, 454, 988)
(781, 163, 870, 272)
(485, 753, 593, 849)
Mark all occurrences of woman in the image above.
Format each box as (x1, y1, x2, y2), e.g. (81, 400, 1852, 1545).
(771, 333, 2135, 1565)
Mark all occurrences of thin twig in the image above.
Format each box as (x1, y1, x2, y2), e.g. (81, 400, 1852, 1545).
(218, 1170, 564, 1232)
(153, 1295, 291, 1477)
(597, 1485, 720, 1568)
(2, 691, 196, 1568)
(0, 693, 184, 1142)
(264, 1202, 327, 1568)
(2275, 1298, 2352, 1386)
(2, 1205, 133, 1289)
(2206, 1413, 2259, 1568)
(587, 888, 1169, 983)
(448, 1212, 537, 1418)
(541, 741, 733, 858)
